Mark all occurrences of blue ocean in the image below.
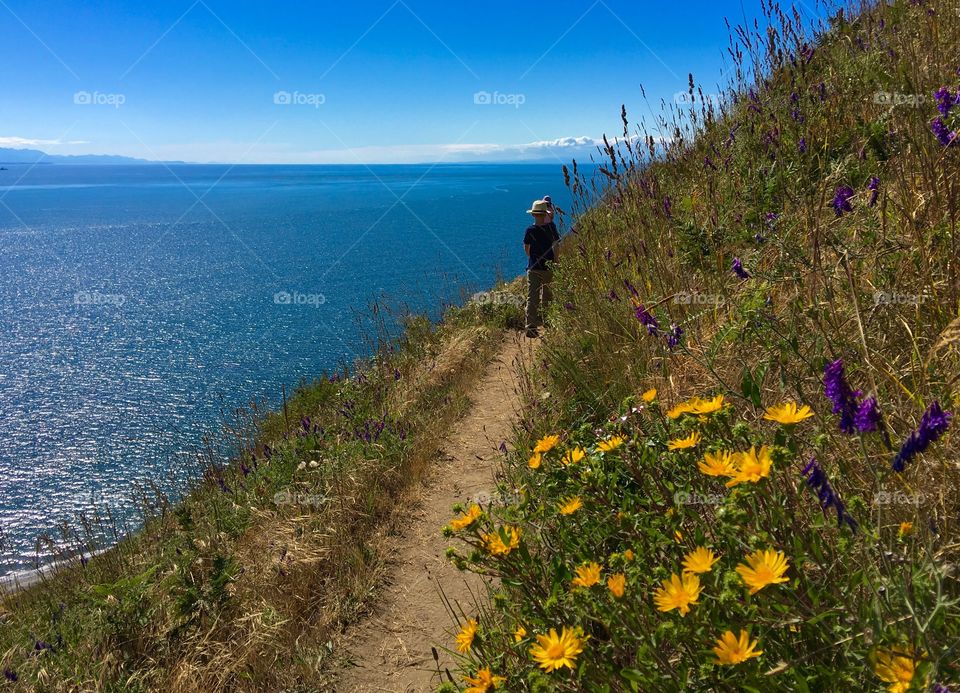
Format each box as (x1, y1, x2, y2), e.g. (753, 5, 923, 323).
(0, 163, 570, 575)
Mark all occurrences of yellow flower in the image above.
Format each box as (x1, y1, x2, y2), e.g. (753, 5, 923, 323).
(682, 546, 719, 574)
(763, 401, 814, 425)
(674, 529, 683, 542)
(449, 504, 482, 531)
(724, 446, 773, 487)
(528, 452, 542, 469)
(712, 630, 762, 665)
(641, 388, 657, 402)
(482, 526, 521, 556)
(667, 401, 694, 419)
(653, 572, 701, 615)
(690, 394, 725, 415)
(529, 627, 585, 672)
(513, 624, 527, 642)
(607, 573, 626, 598)
(698, 450, 738, 477)
(534, 434, 560, 453)
(597, 436, 625, 452)
(736, 548, 790, 594)
(562, 447, 586, 465)
(668, 431, 702, 450)
(874, 648, 920, 693)
(463, 667, 506, 693)
(455, 618, 478, 653)
(558, 496, 583, 515)
(898, 522, 913, 539)
(571, 561, 602, 588)
(623, 549, 635, 561)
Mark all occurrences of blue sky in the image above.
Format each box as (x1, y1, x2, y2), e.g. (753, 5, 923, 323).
(0, 0, 817, 163)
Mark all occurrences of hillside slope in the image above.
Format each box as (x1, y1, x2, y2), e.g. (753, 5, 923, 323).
(443, 1, 960, 691)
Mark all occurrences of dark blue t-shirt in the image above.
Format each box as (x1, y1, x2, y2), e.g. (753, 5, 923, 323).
(524, 221, 560, 271)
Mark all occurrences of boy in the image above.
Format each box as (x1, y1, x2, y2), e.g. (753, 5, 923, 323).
(523, 199, 560, 338)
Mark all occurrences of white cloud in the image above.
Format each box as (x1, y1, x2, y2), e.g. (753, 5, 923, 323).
(269, 136, 608, 164)
(0, 136, 88, 147)
(0, 135, 618, 164)
(523, 136, 603, 149)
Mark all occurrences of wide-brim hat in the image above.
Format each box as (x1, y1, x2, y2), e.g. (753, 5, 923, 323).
(527, 199, 551, 215)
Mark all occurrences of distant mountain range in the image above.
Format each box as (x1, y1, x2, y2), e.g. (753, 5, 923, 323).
(0, 147, 179, 165)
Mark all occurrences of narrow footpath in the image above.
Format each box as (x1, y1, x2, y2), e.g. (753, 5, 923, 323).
(333, 334, 525, 692)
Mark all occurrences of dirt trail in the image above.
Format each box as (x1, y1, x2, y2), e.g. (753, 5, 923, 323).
(333, 333, 526, 692)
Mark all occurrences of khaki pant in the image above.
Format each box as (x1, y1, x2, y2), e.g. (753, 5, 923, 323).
(526, 269, 553, 331)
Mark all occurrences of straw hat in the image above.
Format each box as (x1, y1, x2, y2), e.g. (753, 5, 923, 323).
(526, 199, 551, 215)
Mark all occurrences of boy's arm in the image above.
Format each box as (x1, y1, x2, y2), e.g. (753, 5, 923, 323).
(524, 243, 531, 257)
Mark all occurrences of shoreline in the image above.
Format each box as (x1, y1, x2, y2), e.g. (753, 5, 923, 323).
(0, 548, 108, 595)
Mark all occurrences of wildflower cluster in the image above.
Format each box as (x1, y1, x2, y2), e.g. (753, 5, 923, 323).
(443, 378, 955, 689)
(930, 85, 960, 147)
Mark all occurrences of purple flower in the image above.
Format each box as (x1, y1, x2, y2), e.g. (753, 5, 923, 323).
(823, 359, 862, 434)
(854, 396, 882, 432)
(892, 400, 952, 472)
(634, 303, 659, 335)
(732, 257, 750, 279)
(867, 177, 880, 207)
(833, 185, 855, 216)
(564, 301, 575, 311)
(798, 136, 807, 153)
(34, 640, 53, 654)
(606, 289, 620, 302)
(3, 669, 16, 682)
(801, 458, 858, 532)
(663, 196, 673, 218)
(754, 232, 765, 244)
(931, 117, 958, 147)
(623, 278, 639, 299)
(934, 86, 959, 116)
(666, 324, 683, 350)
